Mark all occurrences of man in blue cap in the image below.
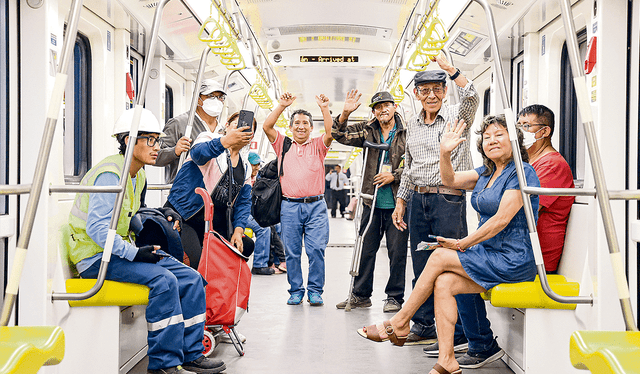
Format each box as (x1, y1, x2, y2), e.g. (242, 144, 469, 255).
(246, 152, 275, 275)
(390, 52, 501, 368)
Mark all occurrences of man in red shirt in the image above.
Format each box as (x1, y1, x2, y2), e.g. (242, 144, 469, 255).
(518, 104, 575, 273)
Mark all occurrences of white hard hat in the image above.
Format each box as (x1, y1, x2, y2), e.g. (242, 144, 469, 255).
(112, 108, 164, 136)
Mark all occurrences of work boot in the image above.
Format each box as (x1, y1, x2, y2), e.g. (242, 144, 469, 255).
(182, 356, 226, 373)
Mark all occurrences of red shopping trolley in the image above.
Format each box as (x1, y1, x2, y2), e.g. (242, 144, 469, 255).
(195, 187, 252, 356)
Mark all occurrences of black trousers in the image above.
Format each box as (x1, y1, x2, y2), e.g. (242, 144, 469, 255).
(352, 204, 409, 302)
(329, 189, 348, 217)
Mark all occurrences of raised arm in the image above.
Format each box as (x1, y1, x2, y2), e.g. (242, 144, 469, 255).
(316, 94, 333, 147)
(263, 92, 296, 143)
(338, 89, 362, 124)
(440, 119, 479, 190)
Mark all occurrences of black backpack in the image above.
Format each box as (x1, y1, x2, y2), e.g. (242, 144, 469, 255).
(251, 137, 292, 227)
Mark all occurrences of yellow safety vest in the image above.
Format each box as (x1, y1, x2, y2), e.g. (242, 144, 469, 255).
(63, 154, 145, 265)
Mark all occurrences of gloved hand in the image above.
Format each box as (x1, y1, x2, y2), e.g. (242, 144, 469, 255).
(133, 245, 162, 263)
(158, 207, 183, 232)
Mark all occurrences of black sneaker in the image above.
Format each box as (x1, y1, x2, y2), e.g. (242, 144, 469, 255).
(148, 366, 196, 374)
(423, 337, 469, 357)
(457, 342, 505, 369)
(251, 266, 275, 275)
(182, 356, 226, 373)
(405, 332, 438, 345)
(335, 294, 372, 309)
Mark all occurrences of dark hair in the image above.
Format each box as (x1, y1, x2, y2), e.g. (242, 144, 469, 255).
(476, 115, 529, 176)
(518, 104, 555, 137)
(290, 109, 313, 127)
(116, 132, 157, 155)
(226, 111, 258, 132)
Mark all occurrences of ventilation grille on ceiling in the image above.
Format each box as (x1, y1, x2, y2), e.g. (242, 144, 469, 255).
(278, 24, 378, 36)
(491, 0, 513, 9)
(245, 0, 274, 3)
(381, 0, 408, 3)
(139, 0, 159, 9)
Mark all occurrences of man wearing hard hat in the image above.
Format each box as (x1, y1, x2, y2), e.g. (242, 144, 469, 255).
(62, 108, 226, 374)
(156, 79, 228, 183)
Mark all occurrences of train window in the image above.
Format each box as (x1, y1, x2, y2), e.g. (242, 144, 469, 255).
(512, 55, 524, 115)
(483, 88, 491, 117)
(129, 49, 143, 108)
(559, 30, 588, 185)
(63, 33, 92, 184)
(165, 85, 173, 121)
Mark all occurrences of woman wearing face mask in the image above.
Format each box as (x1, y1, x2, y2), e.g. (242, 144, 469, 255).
(156, 79, 229, 184)
(165, 112, 256, 268)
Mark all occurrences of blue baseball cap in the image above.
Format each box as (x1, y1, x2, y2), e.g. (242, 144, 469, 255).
(248, 152, 262, 165)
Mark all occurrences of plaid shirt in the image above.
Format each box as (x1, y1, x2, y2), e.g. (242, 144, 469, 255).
(397, 81, 480, 201)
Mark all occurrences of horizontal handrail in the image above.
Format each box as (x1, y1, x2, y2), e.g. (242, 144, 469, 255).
(147, 184, 172, 191)
(0, 184, 32, 195)
(49, 185, 122, 194)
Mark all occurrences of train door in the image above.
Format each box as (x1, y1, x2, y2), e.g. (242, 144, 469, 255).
(0, 0, 8, 314)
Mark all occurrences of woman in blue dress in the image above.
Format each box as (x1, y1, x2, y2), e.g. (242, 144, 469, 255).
(358, 115, 540, 374)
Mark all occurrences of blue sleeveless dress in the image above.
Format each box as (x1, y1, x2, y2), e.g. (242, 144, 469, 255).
(458, 160, 540, 290)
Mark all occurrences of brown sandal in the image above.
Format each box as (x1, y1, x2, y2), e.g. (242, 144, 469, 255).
(357, 320, 408, 346)
(432, 363, 462, 374)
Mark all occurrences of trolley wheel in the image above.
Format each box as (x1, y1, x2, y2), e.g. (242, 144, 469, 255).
(202, 329, 215, 357)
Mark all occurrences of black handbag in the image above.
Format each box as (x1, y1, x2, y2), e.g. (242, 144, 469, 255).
(251, 137, 292, 227)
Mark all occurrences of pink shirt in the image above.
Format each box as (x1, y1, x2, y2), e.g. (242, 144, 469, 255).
(272, 131, 329, 198)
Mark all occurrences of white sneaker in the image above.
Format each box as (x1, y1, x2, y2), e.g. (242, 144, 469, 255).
(220, 331, 246, 344)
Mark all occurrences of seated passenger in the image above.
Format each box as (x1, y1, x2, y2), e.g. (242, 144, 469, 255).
(63, 108, 225, 374)
(358, 115, 540, 374)
(165, 111, 255, 268)
(518, 104, 575, 273)
(262, 92, 333, 306)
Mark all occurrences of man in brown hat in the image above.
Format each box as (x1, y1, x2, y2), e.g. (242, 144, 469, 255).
(332, 89, 408, 313)
(390, 52, 486, 352)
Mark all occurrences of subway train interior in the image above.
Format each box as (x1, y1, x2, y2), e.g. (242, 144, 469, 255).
(0, 0, 639, 373)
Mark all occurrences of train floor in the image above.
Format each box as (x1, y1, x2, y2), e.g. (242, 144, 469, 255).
(131, 213, 515, 374)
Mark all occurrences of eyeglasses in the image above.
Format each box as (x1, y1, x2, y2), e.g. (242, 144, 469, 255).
(202, 92, 226, 102)
(416, 86, 444, 96)
(138, 135, 163, 147)
(516, 123, 546, 131)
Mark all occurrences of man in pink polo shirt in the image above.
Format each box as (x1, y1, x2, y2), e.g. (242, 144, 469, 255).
(262, 91, 334, 306)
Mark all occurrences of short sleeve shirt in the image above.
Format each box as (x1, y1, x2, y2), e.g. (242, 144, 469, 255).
(272, 131, 329, 198)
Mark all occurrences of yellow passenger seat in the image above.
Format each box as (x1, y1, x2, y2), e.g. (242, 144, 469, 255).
(481, 274, 580, 310)
(570, 331, 640, 373)
(0, 326, 65, 374)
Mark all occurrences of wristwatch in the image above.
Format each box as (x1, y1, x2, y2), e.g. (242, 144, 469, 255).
(449, 68, 461, 80)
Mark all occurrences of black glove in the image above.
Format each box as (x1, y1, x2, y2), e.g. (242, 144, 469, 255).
(158, 207, 183, 231)
(133, 245, 161, 263)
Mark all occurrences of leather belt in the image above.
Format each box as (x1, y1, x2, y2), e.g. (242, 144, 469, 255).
(414, 185, 464, 196)
(283, 195, 324, 203)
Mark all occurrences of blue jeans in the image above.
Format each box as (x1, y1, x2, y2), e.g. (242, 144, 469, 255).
(80, 253, 206, 370)
(246, 215, 271, 268)
(408, 192, 467, 338)
(456, 293, 495, 352)
(280, 198, 329, 296)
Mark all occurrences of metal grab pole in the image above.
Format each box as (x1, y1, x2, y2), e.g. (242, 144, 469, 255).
(177, 47, 211, 171)
(558, 0, 637, 331)
(0, 0, 84, 326)
(52, 0, 171, 302)
(473, 0, 593, 306)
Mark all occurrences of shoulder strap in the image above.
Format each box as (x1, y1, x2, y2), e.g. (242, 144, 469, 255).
(279, 137, 293, 177)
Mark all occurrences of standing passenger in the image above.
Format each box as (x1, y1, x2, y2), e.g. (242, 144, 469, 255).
(63, 108, 225, 374)
(325, 165, 349, 217)
(156, 79, 227, 183)
(332, 90, 408, 313)
(246, 152, 275, 275)
(262, 92, 334, 306)
(390, 52, 484, 347)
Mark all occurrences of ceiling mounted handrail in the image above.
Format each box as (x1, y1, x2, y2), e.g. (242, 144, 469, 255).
(0, 0, 85, 326)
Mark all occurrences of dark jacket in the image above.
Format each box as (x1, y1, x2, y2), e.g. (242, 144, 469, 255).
(331, 112, 406, 207)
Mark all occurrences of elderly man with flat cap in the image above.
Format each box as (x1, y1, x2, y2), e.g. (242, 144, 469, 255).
(390, 52, 486, 352)
(156, 79, 228, 183)
(331, 89, 408, 313)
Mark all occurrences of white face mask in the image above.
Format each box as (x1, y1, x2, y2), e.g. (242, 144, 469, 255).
(202, 98, 223, 117)
(522, 127, 545, 149)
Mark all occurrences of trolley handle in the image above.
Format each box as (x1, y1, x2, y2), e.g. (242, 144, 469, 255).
(195, 187, 214, 224)
(362, 140, 390, 151)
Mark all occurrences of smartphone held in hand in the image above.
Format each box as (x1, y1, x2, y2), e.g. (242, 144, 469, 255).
(238, 110, 254, 133)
